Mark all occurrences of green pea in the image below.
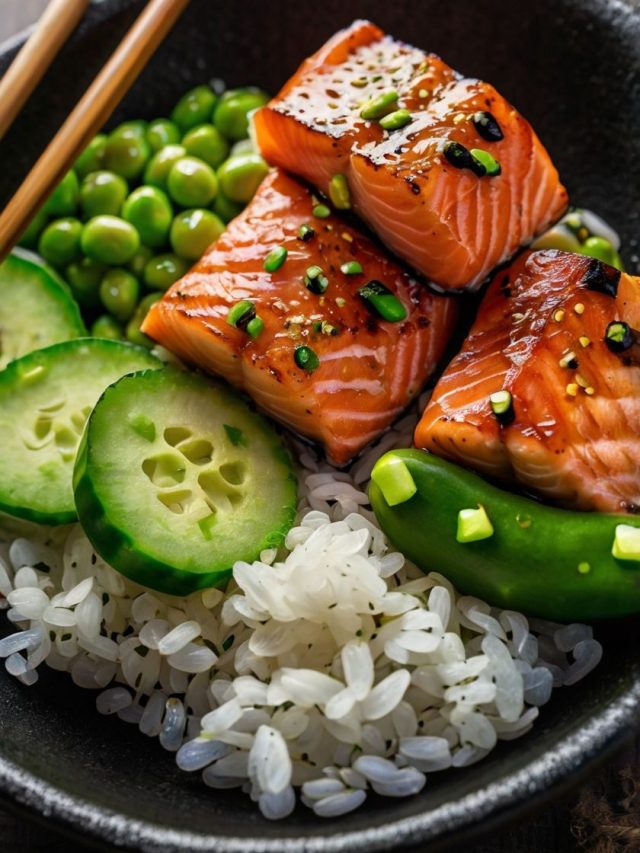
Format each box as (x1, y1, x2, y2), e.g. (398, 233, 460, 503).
(91, 314, 123, 340)
(212, 191, 244, 223)
(167, 156, 218, 207)
(143, 144, 187, 189)
(217, 153, 269, 203)
(38, 218, 83, 267)
(146, 118, 181, 152)
(580, 236, 624, 271)
(99, 268, 140, 322)
(45, 170, 79, 217)
(213, 87, 269, 141)
(127, 245, 154, 279)
(122, 186, 173, 248)
(171, 85, 217, 132)
(65, 257, 106, 310)
(170, 209, 225, 260)
(143, 253, 190, 291)
(126, 292, 162, 348)
(79, 171, 129, 219)
(103, 127, 151, 180)
(182, 124, 230, 168)
(110, 120, 148, 140)
(81, 215, 140, 265)
(74, 134, 107, 179)
(18, 208, 49, 249)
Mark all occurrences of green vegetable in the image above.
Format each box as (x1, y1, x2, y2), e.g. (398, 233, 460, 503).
(489, 390, 514, 425)
(17, 208, 49, 250)
(212, 191, 244, 223)
(370, 449, 640, 621)
(379, 109, 412, 131)
(298, 224, 315, 241)
(357, 280, 407, 323)
(217, 153, 269, 203)
(213, 87, 269, 141)
(38, 218, 83, 267)
(245, 317, 264, 339)
(44, 171, 79, 217)
(312, 203, 331, 219)
(605, 320, 635, 353)
(73, 367, 297, 595)
(370, 454, 416, 506)
(167, 156, 218, 207)
(122, 186, 173, 248)
(0, 339, 159, 524)
(612, 525, 640, 561)
(99, 268, 140, 322)
(171, 85, 217, 132)
(456, 505, 494, 543)
(0, 250, 86, 369)
(65, 257, 106, 310)
(303, 265, 329, 294)
(80, 171, 129, 219)
(580, 236, 624, 271)
(74, 134, 107, 179)
(143, 253, 190, 290)
(263, 246, 288, 272)
(530, 225, 581, 253)
(340, 260, 363, 275)
(183, 124, 230, 168)
(103, 126, 151, 180)
(360, 90, 398, 120)
(469, 148, 502, 177)
(126, 293, 161, 347)
(227, 299, 256, 329)
(294, 345, 319, 372)
(144, 144, 187, 189)
(328, 174, 350, 210)
(91, 315, 123, 341)
(81, 215, 140, 265)
(146, 118, 181, 152)
(170, 209, 225, 260)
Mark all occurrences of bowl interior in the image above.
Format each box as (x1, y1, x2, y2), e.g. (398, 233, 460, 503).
(1, 0, 640, 850)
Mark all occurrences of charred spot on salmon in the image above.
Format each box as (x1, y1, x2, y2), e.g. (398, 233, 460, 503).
(443, 141, 486, 177)
(297, 224, 316, 242)
(294, 345, 320, 372)
(358, 280, 408, 323)
(489, 390, 514, 426)
(582, 259, 621, 297)
(605, 320, 636, 353)
(303, 265, 329, 294)
(472, 111, 504, 142)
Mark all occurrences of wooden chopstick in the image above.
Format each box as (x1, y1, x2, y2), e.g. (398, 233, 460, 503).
(0, 0, 91, 142)
(0, 0, 190, 263)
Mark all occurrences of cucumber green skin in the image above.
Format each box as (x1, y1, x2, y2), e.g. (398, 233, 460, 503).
(0, 250, 86, 369)
(0, 339, 160, 525)
(73, 367, 298, 596)
(369, 449, 640, 622)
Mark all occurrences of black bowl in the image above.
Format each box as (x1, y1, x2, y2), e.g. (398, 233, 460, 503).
(1, 1, 640, 850)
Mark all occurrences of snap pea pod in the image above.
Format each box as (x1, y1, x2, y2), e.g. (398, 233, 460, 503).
(369, 449, 640, 621)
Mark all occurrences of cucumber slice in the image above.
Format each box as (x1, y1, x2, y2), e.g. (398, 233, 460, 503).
(0, 249, 86, 369)
(73, 368, 298, 595)
(0, 339, 160, 525)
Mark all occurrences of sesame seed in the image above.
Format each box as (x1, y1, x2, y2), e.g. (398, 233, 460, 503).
(553, 309, 566, 322)
(585, 386, 595, 395)
(579, 336, 591, 347)
(418, 88, 429, 98)
(575, 374, 589, 388)
(453, 113, 466, 125)
(512, 312, 525, 322)
(341, 231, 353, 242)
(566, 383, 578, 397)
(574, 303, 585, 315)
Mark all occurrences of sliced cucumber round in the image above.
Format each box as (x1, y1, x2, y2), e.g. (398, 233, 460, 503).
(0, 339, 160, 525)
(0, 249, 86, 369)
(73, 368, 298, 595)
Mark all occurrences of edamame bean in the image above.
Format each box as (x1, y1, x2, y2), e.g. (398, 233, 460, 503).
(99, 269, 140, 322)
(580, 236, 624, 270)
(213, 87, 269, 141)
(171, 85, 217, 132)
(212, 191, 244, 223)
(104, 126, 151, 180)
(65, 257, 106, 309)
(74, 134, 107, 178)
(91, 314, 123, 340)
(167, 156, 218, 207)
(128, 245, 154, 278)
(80, 171, 129, 219)
(81, 216, 140, 265)
(217, 153, 268, 203)
(111, 120, 148, 140)
(44, 170, 79, 217)
(146, 118, 181, 152)
(18, 208, 49, 249)
(38, 218, 83, 267)
(143, 253, 190, 290)
(144, 144, 186, 189)
(122, 186, 173, 248)
(126, 292, 162, 347)
(170, 209, 225, 260)
(182, 124, 229, 168)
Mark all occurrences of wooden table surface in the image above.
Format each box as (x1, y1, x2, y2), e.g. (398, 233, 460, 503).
(1, 2, 639, 851)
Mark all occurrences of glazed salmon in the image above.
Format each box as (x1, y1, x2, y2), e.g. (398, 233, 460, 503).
(253, 20, 568, 292)
(415, 250, 640, 513)
(142, 169, 457, 465)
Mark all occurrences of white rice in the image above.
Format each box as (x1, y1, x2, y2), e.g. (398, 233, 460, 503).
(0, 401, 602, 820)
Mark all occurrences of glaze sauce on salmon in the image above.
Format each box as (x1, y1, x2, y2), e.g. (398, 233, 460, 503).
(142, 169, 457, 465)
(254, 20, 568, 292)
(415, 249, 640, 513)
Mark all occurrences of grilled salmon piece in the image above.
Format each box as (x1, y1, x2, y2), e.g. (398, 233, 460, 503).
(254, 20, 568, 292)
(415, 250, 640, 513)
(142, 169, 457, 465)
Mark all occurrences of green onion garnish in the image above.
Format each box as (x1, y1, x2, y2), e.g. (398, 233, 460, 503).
(605, 320, 634, 353)
(298, 224, 316, 241)
(246, 316, 264, 339)
(263, 245, 288, 272)
(470, 148, 501, 177)
(340, 260, 363, 275)
(457, 505, 494, 543)
(312, 203, 331, 219)
(357, 280, 407, 322)
(471, 111, 504, 142)
(371, 454, 417, 506)
(379, 108, 412, 131)
(443, 141, 486, 177)
(227, 299, 256, 329)
(360, 90, 398, 120)
(329, 174, 351, 210)
(304, 265, 329, 294)
(489, 390, 514, 425)
(294, 345, 320, 372)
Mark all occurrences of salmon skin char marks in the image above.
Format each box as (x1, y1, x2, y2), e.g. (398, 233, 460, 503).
(415, 249, 640, 514)
(142, 168, 458, 466)
(253, 19, 568, 292)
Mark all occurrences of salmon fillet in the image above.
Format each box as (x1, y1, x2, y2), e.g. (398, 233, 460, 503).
(253, 20, 568, 292)
(142, 169, 458, 465)
(415, 250, 640, 513)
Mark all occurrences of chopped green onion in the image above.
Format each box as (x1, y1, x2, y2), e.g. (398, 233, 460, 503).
(443, 141, 486, 176)
(312, 203, 331, 219)
(358, 280, 407, 323)
(612, 524, 640, 561)
(298, 224, 316, 241)
(246, 316, 264, 339)
(559, 350, 578, 369)
(340, 260, 363, 275)
(294, 345, 320, 372)
(360, 90, 398, 120)
(470, 148, 501, 177)
(227, 299, 256, 329)
(304, 265, 329, 294)
(371, 454, 417, 506)
(471, 111, 504, 142)
(456, 505, 494, 543)
(489, 390, 514, 425)
(223, 424, 247, 446)
(329, 174, 351, 210)
(605, 320, 634, 353)
(320, 320, 339, 336)
(263, 245, 288, 272)
(379, 108, 412, 131)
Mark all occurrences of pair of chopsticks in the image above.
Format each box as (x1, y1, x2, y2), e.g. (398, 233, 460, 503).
(0, 0, 190, 263)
